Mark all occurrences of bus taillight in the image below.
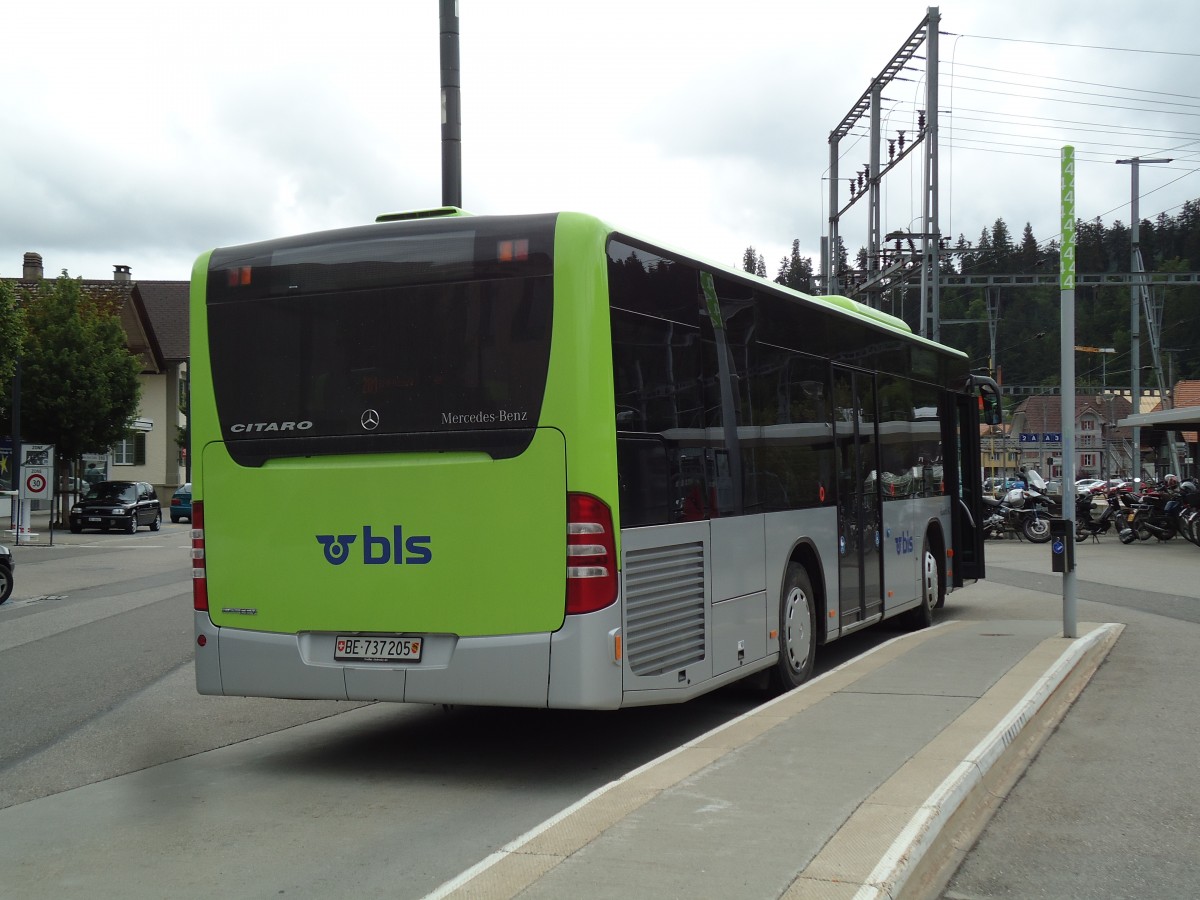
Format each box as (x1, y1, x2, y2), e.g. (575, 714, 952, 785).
(191, 500, 208, 611)
(566, 493, 617, 615)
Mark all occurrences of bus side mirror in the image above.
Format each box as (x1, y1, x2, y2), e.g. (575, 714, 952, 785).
(968, 375, 1003, 427)
(981, 393, 1002, 427)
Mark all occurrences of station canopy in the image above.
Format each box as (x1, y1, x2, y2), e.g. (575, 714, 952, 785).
(1117, 406, 1200, 429)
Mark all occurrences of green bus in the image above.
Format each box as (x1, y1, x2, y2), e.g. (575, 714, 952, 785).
(190, 209, 995, 708)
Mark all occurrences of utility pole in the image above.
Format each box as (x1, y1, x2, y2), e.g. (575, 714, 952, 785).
(923, 7, 940, 342)
(825, 7, 936, 308)
(440, 0, 462, 208)
(1116, 156, 1171, 481)
(1076, 346, 1115, 477)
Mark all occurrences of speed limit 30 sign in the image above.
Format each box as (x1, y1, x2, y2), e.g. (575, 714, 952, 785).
(21, 468, 51, 501)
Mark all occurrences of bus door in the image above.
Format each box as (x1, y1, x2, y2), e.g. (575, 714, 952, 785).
(834, 367, 883, 626)
(949, 391, 986, 583)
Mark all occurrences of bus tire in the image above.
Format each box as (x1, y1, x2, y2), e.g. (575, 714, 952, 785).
(906, 536, 943, 629)
(771, 563, 816, 691)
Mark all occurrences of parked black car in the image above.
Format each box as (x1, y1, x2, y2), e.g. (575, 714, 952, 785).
(69, 481, 162, 534)
(0, 544, 13, 604)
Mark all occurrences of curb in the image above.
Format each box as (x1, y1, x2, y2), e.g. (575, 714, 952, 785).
(866, 622, 1124, 900)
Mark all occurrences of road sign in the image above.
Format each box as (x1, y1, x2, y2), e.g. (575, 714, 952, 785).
(21, 467, 51, 501)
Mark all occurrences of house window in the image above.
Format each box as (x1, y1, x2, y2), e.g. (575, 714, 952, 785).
(1080, 418, 1097, 431)
(114, 432, 147, 466)
(1081, 453, 1096, 468)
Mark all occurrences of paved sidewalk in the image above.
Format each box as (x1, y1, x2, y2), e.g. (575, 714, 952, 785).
(428, 610, 1120, 900)
(3, 505, 182, 548)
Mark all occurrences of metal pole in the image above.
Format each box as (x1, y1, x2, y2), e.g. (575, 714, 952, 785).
(828, 138, 840, 296)
(869, 83, 882, 303)
(927, 8, 940, 343)
(1060, 146, 1077, 638)
(439, 0, 462, 208)
(1130, 161, 1140, 482)
(10, 360, 20, 538)
(1116, 156, 1172, 481)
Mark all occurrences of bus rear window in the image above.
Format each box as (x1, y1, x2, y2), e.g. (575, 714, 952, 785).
(206, 217, 555, 465)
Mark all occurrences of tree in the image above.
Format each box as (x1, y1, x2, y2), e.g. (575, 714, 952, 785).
(1017, 223, 1040, 272)
(742, 246, 766, 278)
(0, 280, 25, 425)
(18, 273, 142, 465)
(990, 218, 1014, 271)
(775, 239, 814, 293)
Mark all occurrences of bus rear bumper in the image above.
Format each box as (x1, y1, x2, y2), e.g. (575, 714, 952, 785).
(193, 610, 622, 708)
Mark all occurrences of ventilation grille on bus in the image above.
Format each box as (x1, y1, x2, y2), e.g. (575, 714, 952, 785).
(624, 541, 706, 677)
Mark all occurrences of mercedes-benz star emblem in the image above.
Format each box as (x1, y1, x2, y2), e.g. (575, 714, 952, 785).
(360, 409, 380, 431)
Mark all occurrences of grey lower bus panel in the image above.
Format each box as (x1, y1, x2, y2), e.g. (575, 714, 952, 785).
(195, 611, 558, 707)
(548, 603, 624, 709)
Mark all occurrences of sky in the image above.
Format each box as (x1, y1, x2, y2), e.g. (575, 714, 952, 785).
(3, 0, 1199, 285)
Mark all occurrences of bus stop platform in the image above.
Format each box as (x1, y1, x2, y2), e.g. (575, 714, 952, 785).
(432, 615, 1121, 900)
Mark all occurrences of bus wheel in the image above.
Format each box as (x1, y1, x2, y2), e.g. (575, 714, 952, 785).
(907, 537, 943, 629)
(772, 563, 816, 691)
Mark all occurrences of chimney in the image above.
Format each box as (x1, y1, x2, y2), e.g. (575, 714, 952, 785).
(114, 264, 131, 282)
(22, 252, 43, 280)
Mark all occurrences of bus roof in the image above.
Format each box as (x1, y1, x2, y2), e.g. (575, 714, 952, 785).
(370, 207, 967, 360)
(566, 211, 968, 362)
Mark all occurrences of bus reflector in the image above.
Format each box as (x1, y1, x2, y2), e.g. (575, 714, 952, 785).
(192, 500, 208, 611)
(566, 493, 617, 615)
(497, 239, 529, 262)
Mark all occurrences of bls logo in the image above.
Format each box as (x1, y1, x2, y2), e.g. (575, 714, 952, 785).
(316, 526, 432, 566)
(894, 530, 914, 555)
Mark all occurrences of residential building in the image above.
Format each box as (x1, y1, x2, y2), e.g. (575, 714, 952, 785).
(3, 253, 189, 505)
(1008, 393, 1135, 481)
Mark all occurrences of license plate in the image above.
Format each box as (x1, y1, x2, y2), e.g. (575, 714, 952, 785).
(335, 635, 423, 662)
(87, 517, 101, 522)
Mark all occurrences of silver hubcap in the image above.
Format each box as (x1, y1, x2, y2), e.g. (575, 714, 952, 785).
(923, 550, 938, 610)
(783, 586, 811, 671)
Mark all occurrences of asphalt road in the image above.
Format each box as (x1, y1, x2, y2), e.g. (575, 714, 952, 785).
(1, 529, 849, 896)
(0, 526, 375, 809)
(3, 528, 1197, 898)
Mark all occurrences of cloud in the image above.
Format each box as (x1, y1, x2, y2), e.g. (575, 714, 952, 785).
(3, 0, 1200, 284)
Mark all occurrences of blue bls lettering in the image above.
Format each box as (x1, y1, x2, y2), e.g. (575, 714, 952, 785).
(894, 530, 914, 555)
(362, 525, 433, 565)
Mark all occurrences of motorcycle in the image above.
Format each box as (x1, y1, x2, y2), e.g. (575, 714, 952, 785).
(1177, 484, 1200, 546)
(982, 484, 1053, 543)
(1020, 469, 1060, 518)
(1075, 488, 1120, 542)
(1117, 477, 1183, 543)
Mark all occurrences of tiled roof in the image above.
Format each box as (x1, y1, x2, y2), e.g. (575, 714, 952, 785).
(1011, 393, 1134, 436)
(5, 268, 188, 370)
(136, 281, 189, 362)
(1172, 380, 1200, 443)
(7, 274, 162, 373)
